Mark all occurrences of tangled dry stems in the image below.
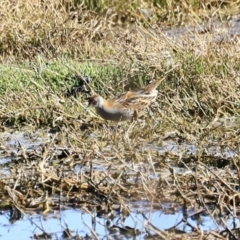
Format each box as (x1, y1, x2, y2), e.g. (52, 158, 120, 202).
(0, 0, 239, 61)
(0, 0, 240, 239)
(1, 116, 240, 238)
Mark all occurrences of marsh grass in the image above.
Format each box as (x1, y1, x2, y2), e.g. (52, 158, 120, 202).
(0, 0, 240, 238)
(0, 0, 239, 61)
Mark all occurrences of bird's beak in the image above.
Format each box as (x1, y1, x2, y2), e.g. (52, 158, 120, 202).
(86, 97, 91, 108)
(86, 97, 93, 112)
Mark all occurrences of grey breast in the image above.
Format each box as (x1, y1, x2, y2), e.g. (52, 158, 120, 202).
(96, 106, 133, 121)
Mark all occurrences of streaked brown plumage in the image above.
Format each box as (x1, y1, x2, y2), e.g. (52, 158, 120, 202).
(88, 77, 165, 121)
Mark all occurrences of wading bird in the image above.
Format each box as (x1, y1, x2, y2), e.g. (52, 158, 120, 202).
(88, 77, 165, 122)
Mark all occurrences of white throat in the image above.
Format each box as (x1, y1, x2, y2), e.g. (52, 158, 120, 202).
(95, 96, 105, 108)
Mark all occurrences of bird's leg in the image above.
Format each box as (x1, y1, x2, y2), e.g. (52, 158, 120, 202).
(124, 120, 137, 140)
(146, 106, 154, 119)
(133, 110, 138, 120)
(125, 110, 138, 138)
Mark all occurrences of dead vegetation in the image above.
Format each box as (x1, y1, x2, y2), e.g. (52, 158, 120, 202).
(0, 0, 239, 61)
(0, 0, 240, 239)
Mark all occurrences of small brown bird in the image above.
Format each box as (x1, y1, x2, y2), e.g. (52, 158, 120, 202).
(88, 77, 165, 122)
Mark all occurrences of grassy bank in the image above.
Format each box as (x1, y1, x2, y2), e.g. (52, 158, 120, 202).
(0, 31, 239, 128)
(0, 0, 239, 61)
(0, 0, 240, 238)
(0, 0, 239, 182)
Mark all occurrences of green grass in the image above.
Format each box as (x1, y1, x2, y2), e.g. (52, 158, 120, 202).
(0, 1, 238, 168)
(0, 3, 240, 239)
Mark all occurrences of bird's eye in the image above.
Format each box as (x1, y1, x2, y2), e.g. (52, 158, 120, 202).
(88, 98, 92, 104)
(88, 97, 96, 105)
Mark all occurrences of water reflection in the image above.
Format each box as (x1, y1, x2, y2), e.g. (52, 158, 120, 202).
(0, 200, 239, 239)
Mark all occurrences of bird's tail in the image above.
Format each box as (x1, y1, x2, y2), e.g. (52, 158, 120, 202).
(144, 76, 166, 92)
(144, 65, 178, 92)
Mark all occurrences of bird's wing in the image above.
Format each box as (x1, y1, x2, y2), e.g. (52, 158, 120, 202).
(111, 90, 157, 110)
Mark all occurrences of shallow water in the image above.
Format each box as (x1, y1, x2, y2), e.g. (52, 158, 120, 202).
(1, 200, 235, 240)
(162, 18, 240, 40)
(0, 119, 239, 239)
(0, 128, 236, 166)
